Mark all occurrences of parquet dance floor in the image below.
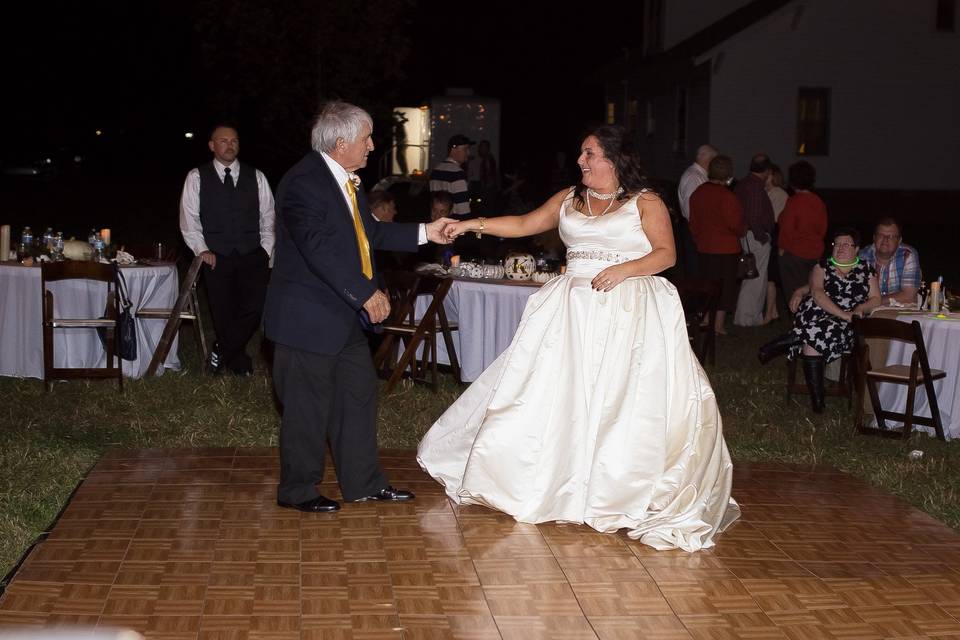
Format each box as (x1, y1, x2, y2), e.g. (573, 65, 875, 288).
(1, 448, 960, 639)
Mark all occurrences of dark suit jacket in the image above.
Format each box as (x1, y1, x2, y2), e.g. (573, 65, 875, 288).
(264, 151, 418, 355)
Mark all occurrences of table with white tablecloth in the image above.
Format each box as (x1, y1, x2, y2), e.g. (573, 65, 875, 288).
(415, 278, 541, 382)
(875, 311, 960, 440)
(0, 262, 181, 379)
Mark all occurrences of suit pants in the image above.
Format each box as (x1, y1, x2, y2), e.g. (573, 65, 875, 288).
(202, 248, 269, 373)
(273, 326, 388, 504)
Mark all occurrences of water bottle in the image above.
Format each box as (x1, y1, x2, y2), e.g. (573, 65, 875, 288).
(88, 228, 98, 246)
(43, 227, 54, 249)
(93, 233, 105, 261)
(54, 231, 64, 259)
(19, 226, 33, 260)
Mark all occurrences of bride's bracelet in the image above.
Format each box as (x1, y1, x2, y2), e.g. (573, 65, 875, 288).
(474, 217, 486, 239)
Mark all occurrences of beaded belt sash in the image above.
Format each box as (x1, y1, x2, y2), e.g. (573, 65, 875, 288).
(566, 249, 631, 264)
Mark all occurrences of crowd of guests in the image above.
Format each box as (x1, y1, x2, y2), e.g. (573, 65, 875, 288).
(676, 142, 924, 412)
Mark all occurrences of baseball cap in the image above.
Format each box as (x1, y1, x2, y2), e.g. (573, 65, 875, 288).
(448, 134, 475, 149)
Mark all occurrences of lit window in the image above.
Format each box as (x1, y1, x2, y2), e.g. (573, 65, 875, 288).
(606, 102, 616, 125)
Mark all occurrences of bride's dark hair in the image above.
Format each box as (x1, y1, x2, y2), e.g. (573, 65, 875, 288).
(573, 125, 657, 209)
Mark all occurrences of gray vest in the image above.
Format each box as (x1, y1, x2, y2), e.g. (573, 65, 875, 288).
(198, 161, 261, 255)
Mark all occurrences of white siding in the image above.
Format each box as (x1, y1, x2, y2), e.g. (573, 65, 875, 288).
(702, 2, 960, 189)
(663, 0, 753, 49)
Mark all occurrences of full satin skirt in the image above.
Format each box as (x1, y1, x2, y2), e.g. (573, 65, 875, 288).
(417, 273, 740, 552)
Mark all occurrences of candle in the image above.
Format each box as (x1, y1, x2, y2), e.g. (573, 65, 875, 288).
(450, 255, 461, 267)
(0, 225, 9, 262)
(930, 281, 941, 313)
(100, 228, 111, 246)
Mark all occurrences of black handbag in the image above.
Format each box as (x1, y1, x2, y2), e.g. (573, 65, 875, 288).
(737, 239, 759, 280)
(98, 263, 137, 361)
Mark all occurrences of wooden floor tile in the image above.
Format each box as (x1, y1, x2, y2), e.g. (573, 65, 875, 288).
(3, 450, 960, 639)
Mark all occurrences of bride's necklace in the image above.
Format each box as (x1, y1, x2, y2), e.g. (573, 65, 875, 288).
(585, 186, 624, 216)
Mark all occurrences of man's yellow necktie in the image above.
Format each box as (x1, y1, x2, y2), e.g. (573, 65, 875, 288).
(345, 179, 373, 279)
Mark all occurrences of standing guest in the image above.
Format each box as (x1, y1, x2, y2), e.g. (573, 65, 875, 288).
(429, 134, 474, 217)
(677, 144, 718, 275)
(778, 160, 828, 306)
(763, 165, 788, 323)
(859, 217, 921, 307)
(759, 228, 880, 413)
(263, 101, 453, 513)
(420, 125, 740, 551)
(367, 190, 397, 222)
(179, 124, 275, 376)
(689, 155, 746, 336)
(732, 153, 774, 327)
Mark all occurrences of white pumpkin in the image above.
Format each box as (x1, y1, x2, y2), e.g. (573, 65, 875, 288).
(531, 271, 558, 284)
(63, 240, 94, 261)
(482, 263, 505, 279)
(503, 253, 535, 281)
(459, 262, 484, 278)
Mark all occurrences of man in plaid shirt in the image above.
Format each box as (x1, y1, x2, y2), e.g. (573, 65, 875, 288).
(858, 217, 921, 307)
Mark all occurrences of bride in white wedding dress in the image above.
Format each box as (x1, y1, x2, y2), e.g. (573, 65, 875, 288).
(417, 126, 740, 551)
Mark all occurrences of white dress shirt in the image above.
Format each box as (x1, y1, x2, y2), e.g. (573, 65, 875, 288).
(677, 162, 708, 221)
(320, 152, 427, 244)
(179, 159, 276, 256)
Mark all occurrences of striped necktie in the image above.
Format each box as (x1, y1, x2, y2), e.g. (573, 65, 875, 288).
(345, 179, 373, 279)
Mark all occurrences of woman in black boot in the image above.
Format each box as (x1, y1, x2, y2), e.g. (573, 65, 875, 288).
(758, 228, 881, 412)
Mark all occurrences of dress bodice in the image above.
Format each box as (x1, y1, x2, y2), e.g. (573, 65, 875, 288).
(559, 191, 653, 276)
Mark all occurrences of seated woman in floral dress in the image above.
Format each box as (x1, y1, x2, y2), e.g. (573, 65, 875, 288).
(758, 227, 881, 412)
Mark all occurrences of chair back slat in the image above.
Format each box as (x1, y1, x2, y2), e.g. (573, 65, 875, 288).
(41, 261, 116, 285)
(853, 316, 917, 343)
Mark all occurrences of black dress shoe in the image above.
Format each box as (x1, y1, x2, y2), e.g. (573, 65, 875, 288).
(352, 486, 415, 502)
(277, 495, 341, 512)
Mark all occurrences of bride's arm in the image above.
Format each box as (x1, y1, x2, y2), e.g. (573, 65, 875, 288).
(591, 193, 676, 291)
(445, 189, 569, 239)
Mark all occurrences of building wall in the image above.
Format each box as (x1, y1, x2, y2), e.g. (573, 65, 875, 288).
(662, 0, 753, 49)
(704, 1, 960, 189)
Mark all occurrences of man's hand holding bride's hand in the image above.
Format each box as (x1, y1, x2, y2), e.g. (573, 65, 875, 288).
(443, 220, 473, 241)
(426, 218, 456, 244)
(592, 265, 629, 292)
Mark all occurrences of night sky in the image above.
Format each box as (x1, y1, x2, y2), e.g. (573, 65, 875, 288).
(3, 1, 642, 189)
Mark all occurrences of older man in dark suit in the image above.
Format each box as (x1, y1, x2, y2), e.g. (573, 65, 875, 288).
(264, 101, 452, 513)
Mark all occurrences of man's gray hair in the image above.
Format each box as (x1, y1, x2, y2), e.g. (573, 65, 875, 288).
(310, 101, 373, 153)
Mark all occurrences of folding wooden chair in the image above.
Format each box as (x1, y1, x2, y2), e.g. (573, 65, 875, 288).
(786, 352, 854, 406)
(373, 271, 460, 392)
(852, 316, 946, 440)
(41, 261, 123, 392)
(673, 277, 720, 365)
(137, 255, 210, 376)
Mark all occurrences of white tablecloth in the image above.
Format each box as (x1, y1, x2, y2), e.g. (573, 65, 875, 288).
(0, 262, 181, 379)
(878, 312, 960, 440)
(416, 278, 540, 382)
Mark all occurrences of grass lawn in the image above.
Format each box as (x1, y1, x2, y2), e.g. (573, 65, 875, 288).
(1, 317, 958, 579)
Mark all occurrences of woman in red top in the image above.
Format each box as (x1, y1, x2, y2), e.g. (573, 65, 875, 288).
(689, 155, 747, 335)
(778, 161, 827, 304)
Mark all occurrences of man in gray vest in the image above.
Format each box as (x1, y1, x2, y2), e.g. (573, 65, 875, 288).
(180, 124, 275, 375)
